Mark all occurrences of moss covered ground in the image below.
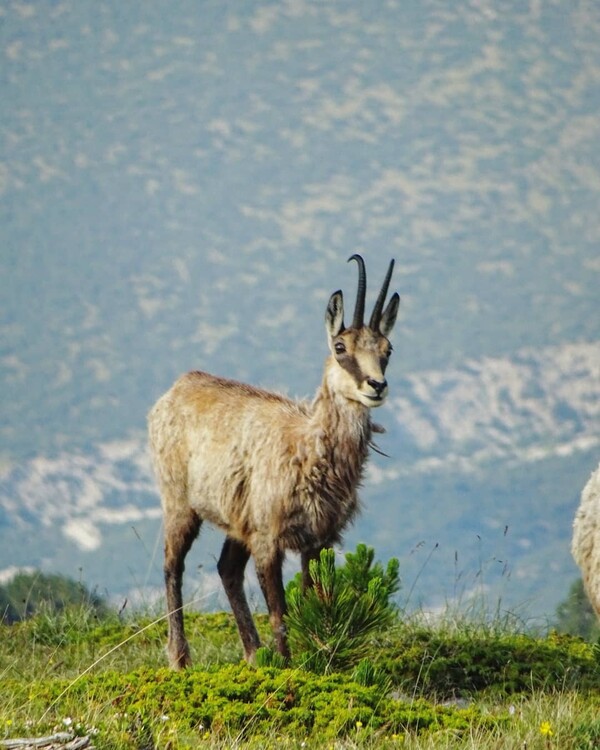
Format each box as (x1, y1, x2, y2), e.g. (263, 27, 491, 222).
(1, 609, 599, 749)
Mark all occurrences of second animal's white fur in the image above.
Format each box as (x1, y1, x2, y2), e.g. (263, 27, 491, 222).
(572, 461, 600, 618)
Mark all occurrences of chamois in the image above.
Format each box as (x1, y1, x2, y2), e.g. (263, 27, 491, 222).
(148, 255, 400, 668)
(572, 461, 600, 618)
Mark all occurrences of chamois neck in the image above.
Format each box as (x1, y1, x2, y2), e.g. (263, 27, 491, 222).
(310, 361, 372, 445)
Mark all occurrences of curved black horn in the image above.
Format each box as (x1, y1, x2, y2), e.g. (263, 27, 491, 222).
(348, 254, 366, 328)
(369, 258, 395, 330)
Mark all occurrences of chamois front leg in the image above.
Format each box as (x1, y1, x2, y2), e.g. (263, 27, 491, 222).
(217, 537, 261, 662)
(163, 508, 201, 670)
(255, 550, 290, 660)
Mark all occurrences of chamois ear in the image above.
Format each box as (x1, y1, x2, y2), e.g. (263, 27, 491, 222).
(325, 290, 345, 342)
(379, 292, 400, 337)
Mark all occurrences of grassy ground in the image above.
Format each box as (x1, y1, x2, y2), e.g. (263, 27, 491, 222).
(1, 607, 599, 749)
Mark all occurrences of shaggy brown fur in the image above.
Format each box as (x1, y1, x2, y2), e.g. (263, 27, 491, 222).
(148, 255, 400, 668)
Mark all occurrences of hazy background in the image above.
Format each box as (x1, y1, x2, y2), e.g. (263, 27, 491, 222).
(1, 0, 599, 621)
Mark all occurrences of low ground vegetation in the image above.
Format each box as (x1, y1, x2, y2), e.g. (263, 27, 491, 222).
(1, 548, 599, 749)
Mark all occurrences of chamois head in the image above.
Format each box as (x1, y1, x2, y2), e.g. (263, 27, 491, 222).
(325, 254, 400, 407)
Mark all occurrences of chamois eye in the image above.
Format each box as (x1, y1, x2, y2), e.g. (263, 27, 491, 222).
(334, 342, 346, 355)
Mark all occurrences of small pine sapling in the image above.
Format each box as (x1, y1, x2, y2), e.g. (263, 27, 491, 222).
(285, 544, 400, 673)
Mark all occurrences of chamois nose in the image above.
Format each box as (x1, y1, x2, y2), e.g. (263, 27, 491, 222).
(367, 378, 387, 397)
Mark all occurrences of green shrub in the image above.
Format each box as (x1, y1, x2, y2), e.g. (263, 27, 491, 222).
(17, 663, 497, 744)
(377, 626, 600, 698)
(0, 571, 109, 624)
(285, 544, 400, 673)
(554, 578, 600, 641)
(0, 571, 108, 624)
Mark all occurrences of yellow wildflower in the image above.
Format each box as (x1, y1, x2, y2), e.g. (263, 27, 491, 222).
(540, 721, 553, 736)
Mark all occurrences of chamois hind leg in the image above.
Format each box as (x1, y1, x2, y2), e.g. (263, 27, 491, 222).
(255, 550, 290, 660)
(163, 505, 201, 670)
(301, 547, 324, 591)
(217, 537, 261, 662)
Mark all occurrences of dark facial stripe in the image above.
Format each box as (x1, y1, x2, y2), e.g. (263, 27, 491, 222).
(336, 353, 365, 385)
